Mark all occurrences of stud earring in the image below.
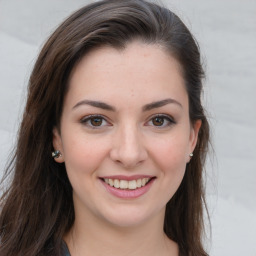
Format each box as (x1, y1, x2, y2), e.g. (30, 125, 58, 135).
(52, 150, 62, 159)
(189, 153, 193, 158)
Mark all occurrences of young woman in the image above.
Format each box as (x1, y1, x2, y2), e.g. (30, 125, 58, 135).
(0, 0, 210, 255)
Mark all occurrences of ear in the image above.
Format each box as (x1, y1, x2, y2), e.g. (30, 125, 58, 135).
(52, 127, 65, 163)
(187, 119, 202, 162)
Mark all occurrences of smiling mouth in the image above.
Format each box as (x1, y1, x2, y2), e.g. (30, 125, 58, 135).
(101, 177, 155, 190)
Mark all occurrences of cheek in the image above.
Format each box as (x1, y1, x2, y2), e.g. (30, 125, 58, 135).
(152, 137, 188, 199)
(62, 132, 109, 176)
(149, 133, 190, 171)
(148, 132, 189, 195)
(62, 135, 110, 204)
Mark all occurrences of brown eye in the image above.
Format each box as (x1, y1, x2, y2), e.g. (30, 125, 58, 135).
(146, 115, 175, 128)
(90, 117, 103, 126)
(81, 115, 109, 128)
(152, 116, 164, 126)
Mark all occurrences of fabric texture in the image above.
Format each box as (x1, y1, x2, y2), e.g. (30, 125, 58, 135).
(62, 241, 71, 256)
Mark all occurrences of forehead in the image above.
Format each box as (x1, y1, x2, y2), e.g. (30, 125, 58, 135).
(66, 41, 187, 108)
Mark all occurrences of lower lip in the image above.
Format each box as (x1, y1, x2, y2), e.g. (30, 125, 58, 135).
(100, 178, 155, 199)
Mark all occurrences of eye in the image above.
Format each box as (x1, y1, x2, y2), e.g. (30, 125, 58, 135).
(146, 114, 175, 128)
(80, 115, 110, 128)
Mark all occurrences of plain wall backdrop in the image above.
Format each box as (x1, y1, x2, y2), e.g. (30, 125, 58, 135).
(0, 0, 256, 255)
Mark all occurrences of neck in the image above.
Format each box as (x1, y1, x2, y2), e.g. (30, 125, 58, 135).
(64, 207, 178, 256)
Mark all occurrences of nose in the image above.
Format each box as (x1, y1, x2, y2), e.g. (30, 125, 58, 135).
(109, 124, 148, 169)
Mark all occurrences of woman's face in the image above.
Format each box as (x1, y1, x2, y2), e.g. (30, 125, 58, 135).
(53, 41, 200, 228)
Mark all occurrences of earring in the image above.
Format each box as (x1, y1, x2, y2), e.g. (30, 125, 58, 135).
(52, 150, 62, 159)
(189, 153, 193, 158)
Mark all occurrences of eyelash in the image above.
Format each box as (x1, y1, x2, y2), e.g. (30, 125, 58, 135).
(80, 114, 176, 129)
(80, 115, 111, 129)
(146, 114, 176, 128)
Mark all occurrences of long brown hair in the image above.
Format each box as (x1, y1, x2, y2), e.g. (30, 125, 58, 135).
(0, 1, 210, 255)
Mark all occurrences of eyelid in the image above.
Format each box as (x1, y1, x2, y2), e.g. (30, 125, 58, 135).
(80, 113, 175, 129)
(80, 114, 112, 128)
(145, 114, 176, 127)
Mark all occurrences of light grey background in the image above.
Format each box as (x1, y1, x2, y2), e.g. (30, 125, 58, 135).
(0, 0, 256, 255)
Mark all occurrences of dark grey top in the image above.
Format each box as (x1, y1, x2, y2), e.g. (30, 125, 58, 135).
(62, 241, 71, 256)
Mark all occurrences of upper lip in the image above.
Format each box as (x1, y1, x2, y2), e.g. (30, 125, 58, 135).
(99, 175, 155, 181)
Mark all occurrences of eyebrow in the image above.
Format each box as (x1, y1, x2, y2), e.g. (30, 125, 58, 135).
(72, 100, 116, 111)
(142, 98, 182, 111)
(72, 98, 182, 111)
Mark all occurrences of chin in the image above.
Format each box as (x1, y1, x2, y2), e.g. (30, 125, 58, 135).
(99, 205, 161, 228)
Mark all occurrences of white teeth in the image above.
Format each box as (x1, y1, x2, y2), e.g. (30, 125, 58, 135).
(114, 179, 120, 188)
(109, 179, 114, 187)
(104, 178, 151, 190)
(136, 179, 142, 188)
(119, 180, 128, 189)
(128, 180, 137, 190)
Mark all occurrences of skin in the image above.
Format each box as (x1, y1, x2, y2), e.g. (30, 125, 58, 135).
(53, 41, 201, 256)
